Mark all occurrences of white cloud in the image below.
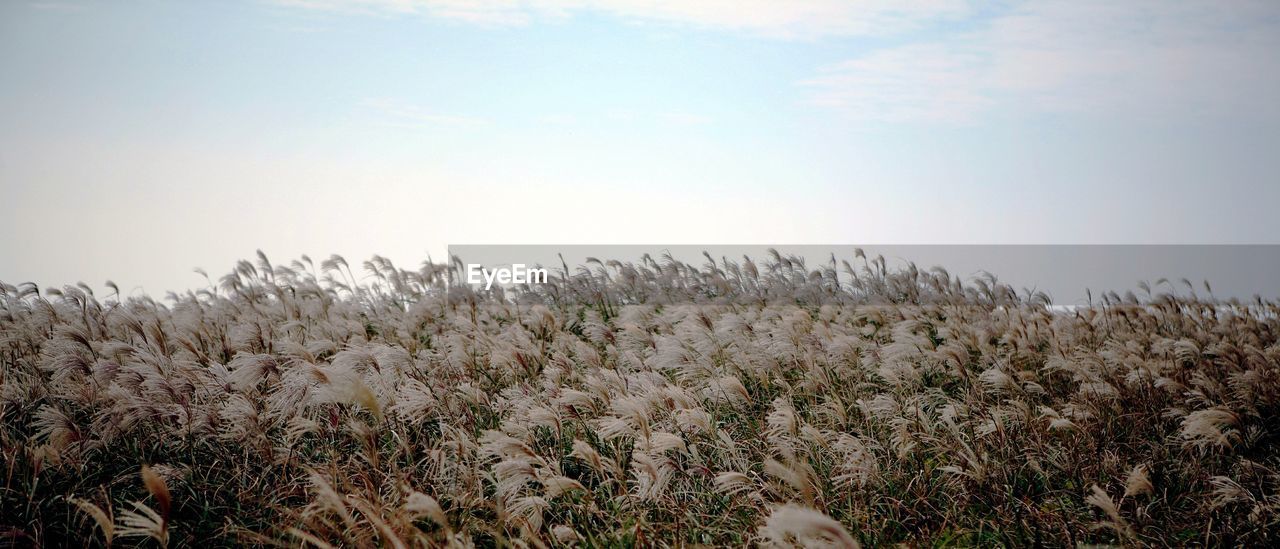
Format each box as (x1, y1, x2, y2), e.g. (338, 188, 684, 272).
(362, 98, 488, 128)
(802, 0, 1280, 122)
(804, 45, 992, 123)
(658, 111, 712, 126)
(282, 0, 1280, 124)
(536, 114, 577, 126)
(273, 0, 970, 37)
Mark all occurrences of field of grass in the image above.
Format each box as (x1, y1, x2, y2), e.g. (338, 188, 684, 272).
(2, 251, 1278, 547)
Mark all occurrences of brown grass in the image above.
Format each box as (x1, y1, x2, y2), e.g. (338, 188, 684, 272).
(1, 250, 1278, 546)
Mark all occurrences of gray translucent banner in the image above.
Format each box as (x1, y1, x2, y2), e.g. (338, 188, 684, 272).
(447, 245, 1280, 305)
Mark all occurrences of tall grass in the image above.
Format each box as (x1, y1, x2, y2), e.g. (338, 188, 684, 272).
(1, 250, 1277, 546)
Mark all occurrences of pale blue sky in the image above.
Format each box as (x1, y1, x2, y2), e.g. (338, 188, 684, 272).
(2, 0, 1279, 293)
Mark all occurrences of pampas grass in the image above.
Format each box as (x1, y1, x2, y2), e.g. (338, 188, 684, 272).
(1, 249, 1279, 546)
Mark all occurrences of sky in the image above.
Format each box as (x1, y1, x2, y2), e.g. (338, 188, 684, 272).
(2, 0, 1280, 294)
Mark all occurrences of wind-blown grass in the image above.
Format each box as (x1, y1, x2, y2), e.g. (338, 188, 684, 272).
(1, 250, 1278, 547)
